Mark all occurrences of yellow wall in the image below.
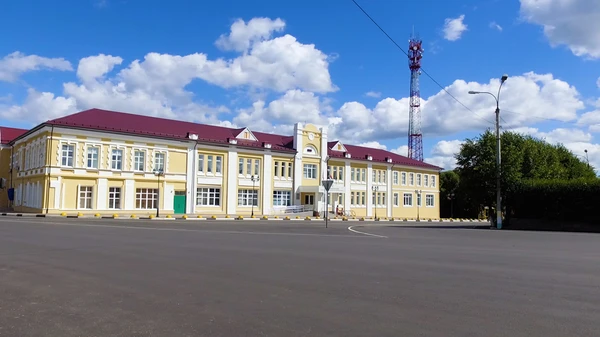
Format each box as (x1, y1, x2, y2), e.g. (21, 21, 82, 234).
(0, 147, 12, 209)
(195, 148, 229, 215)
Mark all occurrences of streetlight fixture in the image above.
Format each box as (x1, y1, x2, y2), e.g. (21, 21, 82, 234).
(250, 175, 259, 217)
(584, 149, 590, 168)
(372, 185, 379, 220)
(468, 74, 508, 229)
(153, 169, 164, 217)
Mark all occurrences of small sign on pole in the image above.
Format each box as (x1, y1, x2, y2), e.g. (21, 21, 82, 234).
(322, 179, 334, 228)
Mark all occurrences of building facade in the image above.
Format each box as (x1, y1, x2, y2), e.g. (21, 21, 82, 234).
(2, 109, 441, 218)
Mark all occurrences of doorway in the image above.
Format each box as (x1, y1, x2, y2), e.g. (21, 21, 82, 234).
(173, 191, 186, 214)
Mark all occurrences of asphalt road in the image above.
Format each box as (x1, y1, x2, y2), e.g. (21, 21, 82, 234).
(0, 218, 599, 337)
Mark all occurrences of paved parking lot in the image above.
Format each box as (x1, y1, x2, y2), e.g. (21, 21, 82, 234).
(1, 217, 599, 336)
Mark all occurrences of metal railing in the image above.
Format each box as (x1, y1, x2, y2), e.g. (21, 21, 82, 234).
(270, 204, 314, 215)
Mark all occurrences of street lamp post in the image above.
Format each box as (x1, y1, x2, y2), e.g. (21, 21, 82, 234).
(415, 189, 421, 221)
(469, 74, 508, 229)
(584, 149, 590, 168)
(153, 169, 164, 217)
(251, 175, 259, 217)
(447, 192, 455, 218)
(372, 185, 379, 220)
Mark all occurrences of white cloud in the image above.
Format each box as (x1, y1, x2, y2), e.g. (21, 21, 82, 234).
(358, 141, 387, 150)
(443, 15, 468, 41)
(365, 91, 381, 98)
(597, 76, 600, 88)
(424, 140, 463, 170)
(489, 21, 503, 31)
(520, 0, 600, 59)
(0, 51, 72, 82)
(216, 17, 285, 52)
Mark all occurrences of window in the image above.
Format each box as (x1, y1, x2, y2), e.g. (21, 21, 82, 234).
(111, 148, 123, 170)
(351, 168, 356, 181)
(207, 155, 213, 173)
(372, 171, 376, 182)
(108, 187, 121, 209)
(409, 173, 414, 186)
(431, 176, 436, 188)
(61, 144, 74, 167)
(381, 171, 386, 183)
(238, 158, 244, 174)
(280, 162, 285, 177)
(424, 175, 429, 187)
(403, 193, 413, 207)
(216, 156, 222, 174)
(87, 146, 99, 169)
(154, 152, 165, 171)
(361, 168, 366, 182)
(426, 194, 435, 207)
(350, 191, 366, 206)
(401, 172, 407, 185)
(417, 193, 422, 207)
(134, 150, 145, 171)
(238, 189, 258, 206)
(273, 190, 292, 206)
(288, 163, 292, 177)
(246, 159, 252, 175)
(416, 174, 422, 186)
(196, 187, 220, 206)
(274, 162, 279, 177)
(198, 154, 204, 173)
(303, 164, 317, 179)
(338, 167, 344, 181)
(78, 186, 93, 209)
(393, 172, 399, 185)
(136, 188, 157, 209)
(254, 159, 260, 176)
(393, 193, 399, 206)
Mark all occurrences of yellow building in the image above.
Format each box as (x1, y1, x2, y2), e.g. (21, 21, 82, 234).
(1, 126, 28, 211)
(2, 108, 441, 218)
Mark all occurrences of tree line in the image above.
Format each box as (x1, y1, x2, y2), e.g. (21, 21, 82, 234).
(440, 130, 598, 226)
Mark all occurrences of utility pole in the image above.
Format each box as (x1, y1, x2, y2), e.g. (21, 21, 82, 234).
(469, 74, 508, 229)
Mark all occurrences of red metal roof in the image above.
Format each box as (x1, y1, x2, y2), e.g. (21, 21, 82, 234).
(327, 141, 441, 170)
(0, 126, 28, 145)
(46, 109, 296, 152)
(16, 108, 438, 169)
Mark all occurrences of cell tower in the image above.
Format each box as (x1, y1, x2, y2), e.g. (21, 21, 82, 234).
(407, 34, 424, 161)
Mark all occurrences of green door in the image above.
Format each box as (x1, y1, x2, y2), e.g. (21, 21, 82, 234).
(173, 194, 186, 214)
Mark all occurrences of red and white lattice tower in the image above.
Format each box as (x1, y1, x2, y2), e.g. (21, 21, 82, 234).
(407, 36, 424, 161)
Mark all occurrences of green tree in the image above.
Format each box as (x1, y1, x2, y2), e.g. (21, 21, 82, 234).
(454, 130, 595, 220)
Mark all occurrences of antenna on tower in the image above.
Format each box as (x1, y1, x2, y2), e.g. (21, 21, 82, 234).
(407, 30, 424, 161)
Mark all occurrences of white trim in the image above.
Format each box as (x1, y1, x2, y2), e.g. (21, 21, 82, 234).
(235, 127, 258, 141)
(329, 141, 347, 152)
(262, 152, 272, 214)
(97, 178, 108, 210)
(124, 179, 135, 210)
(226, 149, 238, 214)
(386, 166, 392, 217)
(366, 163, 373, 217)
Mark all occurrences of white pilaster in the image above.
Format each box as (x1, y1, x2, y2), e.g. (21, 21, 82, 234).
(164, 182, 174, 210)
(292, 123, 303, 205)
(344, 160, 351, 211)
(227, 148, 238, 215)
(97, 178, 108, 210)
(262, 152, 272, 215)
(186, 145, 197, 213)
(366, 163, 373, 217)
(386, 166, 392, 217)
(124, 179, 135, 210)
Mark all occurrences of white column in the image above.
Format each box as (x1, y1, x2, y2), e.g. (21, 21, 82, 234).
(366, 163, 373, 217)
(262, 152, 272, 215)
(344, 160, 351, 211)
(292, 123, 303, 205)
(53, 177, 62, 209)
(186, 145, 196, 213)
(164, 182, 174, 211)
(387, 166, 392, 217)
(124, 179, 135, 210)
(226, 147, 238, 214)
(97, 178, 108, 210)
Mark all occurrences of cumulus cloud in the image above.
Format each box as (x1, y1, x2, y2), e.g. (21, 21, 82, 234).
(365, 91, 381, 98)
(520, 0, 600, 59)
(443, 15, 468, 41)
(215, 17, 286, 52)
(0, 51, 72, 82)
(489, 21, 503, 31)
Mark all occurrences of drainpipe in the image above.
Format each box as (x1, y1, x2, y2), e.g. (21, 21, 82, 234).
(45, 125, 55, 214)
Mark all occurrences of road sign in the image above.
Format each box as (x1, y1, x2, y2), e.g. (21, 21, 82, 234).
(322, 179, 334, 191)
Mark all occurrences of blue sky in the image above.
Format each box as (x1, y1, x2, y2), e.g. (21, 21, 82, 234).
(1, 0, 599, 170)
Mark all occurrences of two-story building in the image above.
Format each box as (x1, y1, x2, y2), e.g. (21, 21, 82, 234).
(2, 108, 441, 218)
(0, 126, 28, 210)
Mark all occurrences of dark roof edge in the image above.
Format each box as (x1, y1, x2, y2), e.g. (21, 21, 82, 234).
(8, 123, 48, 145)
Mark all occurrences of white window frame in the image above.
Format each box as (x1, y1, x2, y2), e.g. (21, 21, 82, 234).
(416, 173, 422, 187)
(426, 194, 435, 207)
(198, 154, 204, 173)
(110, 147, 124, 171)
(215, 156, 222, 175)
(60, 143, 76, 167)
(196, 187, 221, 206)
(403, 193, 413, 207)
(273, 190, 292, 206)
(135, 188, 157, 209)
(133, 149, 146, 172)
(254, 159, 260, 176)
(303, 164, 317, 179)
(86, 145, 100, 169)
(393, 192, 399, 207)
(108, 187, 121, 209)
(238, 189, 258, 206)
(78, 185, 93, 209)
(424, 174, 429, 187)
(393, 171, 399, 185)
(409, 173, 414, 186)
(238, 158, 244, 175)
(287, 163, 292, 178)
(154, 151, 166, 172)
(431, 176, 436, 188)
(401, 172, 407, 185)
